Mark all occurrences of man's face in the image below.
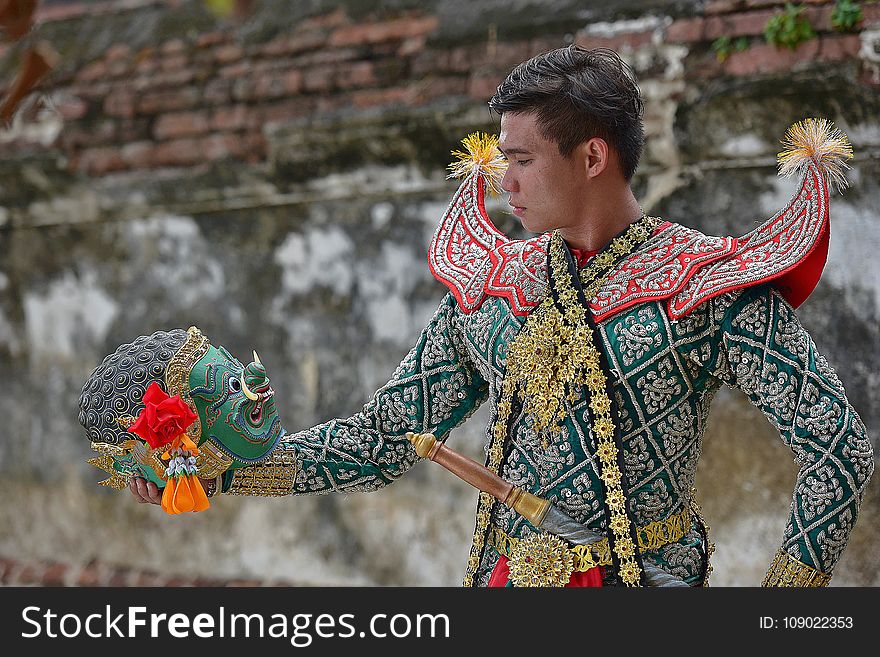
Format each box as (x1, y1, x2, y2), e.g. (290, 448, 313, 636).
(498, 111, 590, 235)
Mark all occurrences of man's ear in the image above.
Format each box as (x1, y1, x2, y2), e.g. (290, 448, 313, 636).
(580, 137, 609, 178)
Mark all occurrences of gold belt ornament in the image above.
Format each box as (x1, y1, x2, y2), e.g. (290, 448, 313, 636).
(490, 506, 692, 587)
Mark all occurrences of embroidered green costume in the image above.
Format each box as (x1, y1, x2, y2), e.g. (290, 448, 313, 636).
(219, 121, 873, 587)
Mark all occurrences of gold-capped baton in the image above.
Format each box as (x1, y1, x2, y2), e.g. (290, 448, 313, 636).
(406, 431, 688, 587)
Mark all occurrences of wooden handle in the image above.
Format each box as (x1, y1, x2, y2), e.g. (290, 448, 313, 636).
(406, 432, 550, 525)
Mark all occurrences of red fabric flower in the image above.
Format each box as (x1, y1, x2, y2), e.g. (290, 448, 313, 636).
(128, 381, 198, 449)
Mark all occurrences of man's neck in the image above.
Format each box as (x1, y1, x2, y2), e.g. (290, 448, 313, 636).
(558, 188, 643, 252)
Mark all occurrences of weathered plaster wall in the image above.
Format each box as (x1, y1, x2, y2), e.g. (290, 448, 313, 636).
(0, 0, 877, 586)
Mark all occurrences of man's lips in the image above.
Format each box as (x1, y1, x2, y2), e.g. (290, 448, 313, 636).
(509, 203, 526, 217)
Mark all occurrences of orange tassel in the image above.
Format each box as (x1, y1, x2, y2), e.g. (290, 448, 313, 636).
(171, 475, 194, 513)
(161, 478, 177, 514)
(189, 476, 211, 512)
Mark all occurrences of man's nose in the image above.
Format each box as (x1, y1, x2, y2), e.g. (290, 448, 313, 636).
(501, 168, 518, 193)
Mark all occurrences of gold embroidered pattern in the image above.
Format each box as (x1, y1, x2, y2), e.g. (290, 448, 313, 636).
(762, 548, 832, 587)
(507, 533, 574, 587)
(490, 504, 691, 585)
(164, 326, 210, 443)
(462, 217, 660, 587)
(226, 448, 298, 496)
(195, 440, 235, 479)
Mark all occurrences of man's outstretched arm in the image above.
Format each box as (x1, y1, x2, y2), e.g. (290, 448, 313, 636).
(221, 292, 489, 497)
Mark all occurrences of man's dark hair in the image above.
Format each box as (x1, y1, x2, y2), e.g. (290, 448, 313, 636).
(488, 46, 645, 182)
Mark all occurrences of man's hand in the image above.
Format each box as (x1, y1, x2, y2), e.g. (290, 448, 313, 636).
(128, 476, 220, 505)
(129, 476, 161, 505)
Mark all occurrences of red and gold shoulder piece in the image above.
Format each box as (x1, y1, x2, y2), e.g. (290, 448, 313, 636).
(667, 118, 852, 318)
(430, 133, 550, 316)
(591, 222, 735, 321)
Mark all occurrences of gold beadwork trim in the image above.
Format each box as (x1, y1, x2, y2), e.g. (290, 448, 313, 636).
(226, 448, 297, 496)
(461, 217, 661, 587)
(164, 326, 210, 443)
(762, 549, 832, 587)
(490, 505, 692, 582)
(195, 440, 235, 479)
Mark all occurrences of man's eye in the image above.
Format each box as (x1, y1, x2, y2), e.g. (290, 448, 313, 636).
(517, 159, 532, 166)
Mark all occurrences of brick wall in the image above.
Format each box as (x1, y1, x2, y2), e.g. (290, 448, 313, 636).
(3, 0, 878, 176)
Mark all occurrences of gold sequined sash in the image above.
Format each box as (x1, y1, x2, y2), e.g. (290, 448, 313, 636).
(490, 505, 692, 573)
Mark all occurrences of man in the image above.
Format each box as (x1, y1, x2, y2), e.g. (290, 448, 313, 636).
(128, 46, 873, 587)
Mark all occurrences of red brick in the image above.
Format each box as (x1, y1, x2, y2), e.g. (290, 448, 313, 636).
(163, 577, 192, 587)
(705, 0, 748, 14)
(160, 54, 188, 73)
(108, 568, 133, 587)
(350, 86, 410, 108)
(296, 7, 347, 32)
(467, 73, 503, 100)
(407, 75, 467, 105)
(55, 95, 88, 120)
(859, 66, 880, 87)
(201, 133, 244, 160)
(329, 16, 440, 47)
(197, 31, 228, 48)
(76, 560, 102, 586)
(397, 35, 426, 57)
(134, 56, 158, 76)
(78, 146, 126, 175)
(335, 61, 376, 89)
(42, 562, 68, 586)
(666, 17, 705, 43)
(151, 138, 202, 167)
(253, 68, 303, 99)
(18, 565, 38, 584)
(103, 90, 135, 118)
(259, 97, 317, 125)
(241, 133, 267, 162)
(105, 43, 132, 62)
(215, 43, 244, 65)
(816, 33, 862, 60)
(107, 58, 134, 78)
(864, 3, 880, 26)
(290, 47, 361, 68)
(448, 46, 484, 73)
(154, 110, 210, 139)
(137, 87, 199, 114)
(410, 50, 440, 77)
(117, 117, 150, 141)
(723, 39, 821, 76)
(261, 31, 327, 57)
(302, 65, 335, 93)
(0, 557, 15, 583)
(203, 77, 232, 105)
(76, 60, 108, 83)
(210, 104, 256, 131)
(219, 61, 252, 79)
(161, 38, 188, 56)
(148, 69, 197, 88)
(133, 571, 163, 586)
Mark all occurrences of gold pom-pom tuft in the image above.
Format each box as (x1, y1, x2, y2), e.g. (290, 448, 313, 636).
(447, 132, 507, 196)
(777, 118, 853, 194)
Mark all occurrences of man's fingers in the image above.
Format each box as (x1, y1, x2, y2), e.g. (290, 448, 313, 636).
(145, 481, 161, 504)
(130, 477, 161, 505)
(129, 478, 147, 503)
